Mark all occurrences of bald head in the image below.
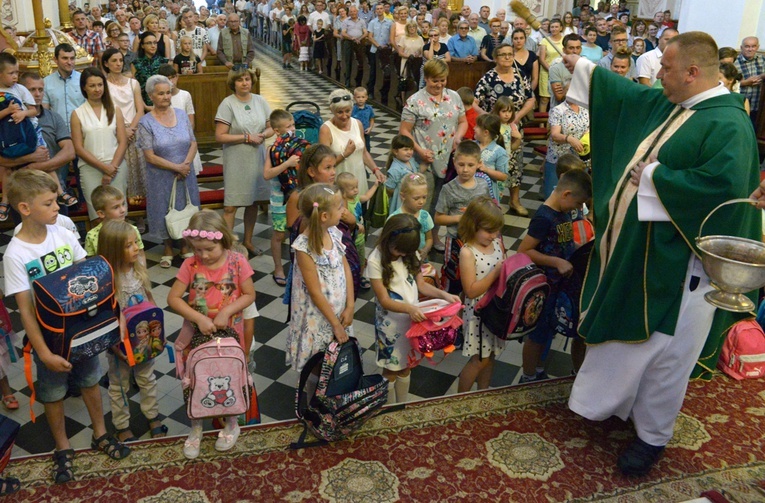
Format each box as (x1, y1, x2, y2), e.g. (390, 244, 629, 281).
(658, 28, 679, 52)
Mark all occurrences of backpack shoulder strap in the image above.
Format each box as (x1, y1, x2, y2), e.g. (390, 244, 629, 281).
(23, 341, 37, 422)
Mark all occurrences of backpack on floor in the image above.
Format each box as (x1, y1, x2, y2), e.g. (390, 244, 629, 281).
(475, 252, 549, 341)
(121, 296, 171, 366)
(0, 92, 36, 158)
(718, 319, 765, 380)
(181, 327, 253, 420)
(293, 338, 388, 446)
(406, 299, 462, 360)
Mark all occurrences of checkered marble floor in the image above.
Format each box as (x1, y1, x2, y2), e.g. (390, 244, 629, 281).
(1, 45, 574, 458)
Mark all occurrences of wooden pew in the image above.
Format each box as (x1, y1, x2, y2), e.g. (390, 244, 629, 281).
(445, 61, 494, 93)
(176, 67, 261, 147)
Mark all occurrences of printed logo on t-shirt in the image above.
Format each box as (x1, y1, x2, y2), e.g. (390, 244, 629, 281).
(25, 245, 75, 281)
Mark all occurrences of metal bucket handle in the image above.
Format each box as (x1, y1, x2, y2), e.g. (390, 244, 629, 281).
(697, 198, 758, 240)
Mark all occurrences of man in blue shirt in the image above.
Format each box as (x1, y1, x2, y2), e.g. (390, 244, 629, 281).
(447, 21, 479, 62)
(43, 43, 85, 190)
(366, 3, 393, 103)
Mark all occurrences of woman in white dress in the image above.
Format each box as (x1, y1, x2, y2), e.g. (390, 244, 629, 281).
(102, 48, 147, 211)
(71, 67, 128, 221)
(318, 89, 385, 195)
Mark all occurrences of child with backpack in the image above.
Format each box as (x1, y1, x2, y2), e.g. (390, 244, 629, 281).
(457, 197, 506, 392)
(517, 169, 592, 383)
(287, 184, 354, 373)
(383, 134, 421, 215)
(336, 171, 379, 289)
(263, 108, 311, 287)
(3, 170, 129, 483)
(368, 213, 460, 403)
(0, 54, 74, 222)
(166, 210, 256, 459)
(474, 114, 509, 205)
(388, 173, 433, 257)
(98, 220, 167, 443)
(434, 141, 491, 295)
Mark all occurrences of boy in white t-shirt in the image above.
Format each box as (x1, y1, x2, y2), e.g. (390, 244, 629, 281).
(3, 170, 131, 484)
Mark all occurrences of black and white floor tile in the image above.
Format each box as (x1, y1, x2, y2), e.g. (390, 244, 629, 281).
(1, 44, 573, 458)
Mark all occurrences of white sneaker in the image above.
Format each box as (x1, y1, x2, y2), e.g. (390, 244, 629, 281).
(183, 435, 201, 459)
(214, 425, 240, 452)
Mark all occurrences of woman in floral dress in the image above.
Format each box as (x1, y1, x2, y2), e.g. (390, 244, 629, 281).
(399, 58, 466, 252)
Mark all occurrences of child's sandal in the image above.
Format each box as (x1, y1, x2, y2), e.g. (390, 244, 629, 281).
(52, 448, 74, 484)
(115, 427, 138, 442)
(0, 476, 20, 495)
(149, 420, 168, 438)
(91, 433, 131, 460)
(2, 394, 19, 410)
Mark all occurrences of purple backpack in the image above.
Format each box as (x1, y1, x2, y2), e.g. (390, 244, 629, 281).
(121, 296, 168, 366)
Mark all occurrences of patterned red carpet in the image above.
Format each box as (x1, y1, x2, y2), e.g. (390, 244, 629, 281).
(5, 376, 765, 502)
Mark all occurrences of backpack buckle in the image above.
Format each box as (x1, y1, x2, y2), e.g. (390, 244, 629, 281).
(87, 303, 98, 317)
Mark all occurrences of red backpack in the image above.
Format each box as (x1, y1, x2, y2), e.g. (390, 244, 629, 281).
(718, 320, 765, 380)
(475, 252, 549, 340)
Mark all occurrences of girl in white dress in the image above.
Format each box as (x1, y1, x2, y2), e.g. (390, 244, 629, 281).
(369, 213, 459, 403)
(287, 184, 354, 372)
(458, 196, 506, 392)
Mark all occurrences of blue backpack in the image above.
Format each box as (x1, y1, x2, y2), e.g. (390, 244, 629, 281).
(0, 92, 37, 158)
(24, 256, 121, 421)
(31, 256, 120, 363)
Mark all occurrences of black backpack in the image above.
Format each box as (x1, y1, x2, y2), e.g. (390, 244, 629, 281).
(291, 338, 390, 447)
(0, 92, 36, 158)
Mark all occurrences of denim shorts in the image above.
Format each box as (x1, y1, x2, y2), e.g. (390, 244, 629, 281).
(34, 353, 103, 403)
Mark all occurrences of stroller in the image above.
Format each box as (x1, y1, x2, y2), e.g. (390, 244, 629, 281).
(287, 101, 323, 144)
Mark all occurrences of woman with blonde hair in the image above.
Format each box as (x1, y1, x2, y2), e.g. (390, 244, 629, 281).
(319, 89, 385, 196)
(133, 13, 171, 59)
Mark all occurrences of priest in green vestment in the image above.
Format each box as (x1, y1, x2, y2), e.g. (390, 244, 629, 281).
(562, 32, 760, 477)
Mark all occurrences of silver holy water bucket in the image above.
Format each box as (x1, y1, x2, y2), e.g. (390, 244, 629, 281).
(696, 198, 765, 312)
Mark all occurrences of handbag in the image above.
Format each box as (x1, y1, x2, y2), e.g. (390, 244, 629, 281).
(165, 178, 199, 240)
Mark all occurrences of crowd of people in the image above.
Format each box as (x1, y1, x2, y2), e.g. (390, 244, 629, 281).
(0, 0, 763, 495)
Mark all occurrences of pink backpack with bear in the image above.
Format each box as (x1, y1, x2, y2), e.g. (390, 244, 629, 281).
(180, 328, 253, 419)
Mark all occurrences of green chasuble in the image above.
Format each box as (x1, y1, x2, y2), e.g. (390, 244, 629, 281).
(580, 67, 761, 380)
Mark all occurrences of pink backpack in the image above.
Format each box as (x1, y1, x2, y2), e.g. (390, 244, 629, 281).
(475, 252, 549, 340)
(181, 329, 253, 419)
(718, 320, 765, 380)
(406, 299, 463, 359)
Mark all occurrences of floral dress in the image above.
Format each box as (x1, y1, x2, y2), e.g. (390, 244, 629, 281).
(132, 54, 169, 106)
(287, 226, 354, 371)
(474, 68, 533, 115)
(401, 88, 465, 179)
(462, 240, 505, 359)
(501, 123, 523, 188)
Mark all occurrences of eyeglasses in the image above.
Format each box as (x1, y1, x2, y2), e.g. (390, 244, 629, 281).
(612, 38, 628, 43)
(458, 26, 469, 30)
(143, 41, 158, 45)
(331, 95, 352, 104)
(496, 52, 514, 58)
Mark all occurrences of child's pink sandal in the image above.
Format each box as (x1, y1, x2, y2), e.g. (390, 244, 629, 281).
(2, 395, 18, 410)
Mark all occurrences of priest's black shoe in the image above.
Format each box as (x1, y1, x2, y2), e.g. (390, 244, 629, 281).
(617, 438, 665, 477)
